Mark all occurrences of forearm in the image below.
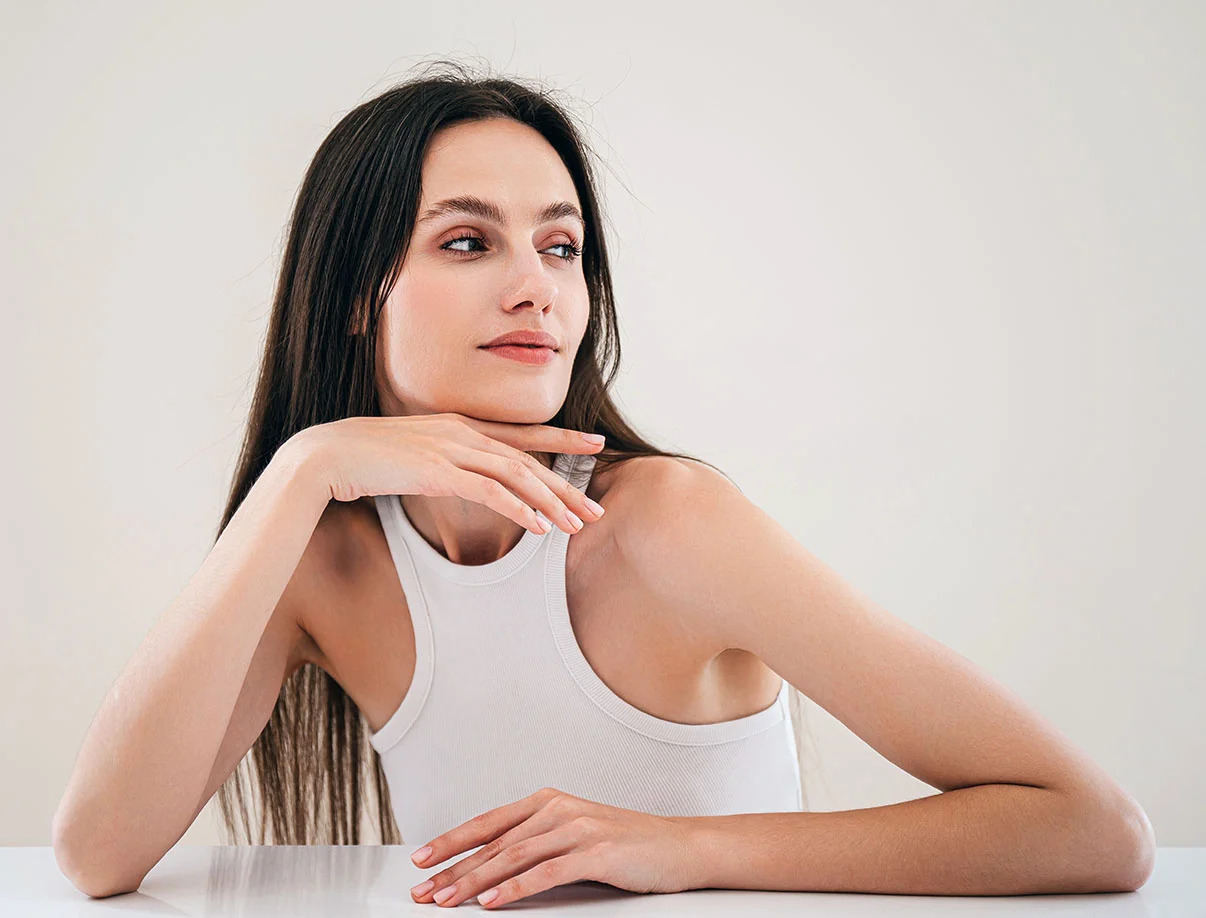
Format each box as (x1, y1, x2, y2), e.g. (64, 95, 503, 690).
(53, 441, 329, 889)
(681, 784, 1150, 896)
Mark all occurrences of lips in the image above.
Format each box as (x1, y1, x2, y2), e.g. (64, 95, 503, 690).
(480, 329, 559, 349)
(482, 343, 557, 365)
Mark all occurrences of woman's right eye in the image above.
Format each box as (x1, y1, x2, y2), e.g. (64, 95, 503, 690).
(441, 234, 485, 256)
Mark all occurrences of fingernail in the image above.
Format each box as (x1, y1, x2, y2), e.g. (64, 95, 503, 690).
(411, 879, 434, 896)
(412, 845, 432, 864)
(566, 510, 583, 530)
(433, 884, 457, 904)
(479, 888, 500, 905)
(584, 497, 605, 517)
(582, 433, 604, 444)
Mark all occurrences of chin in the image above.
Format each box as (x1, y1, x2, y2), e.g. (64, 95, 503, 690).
(448, 400, 562, 426)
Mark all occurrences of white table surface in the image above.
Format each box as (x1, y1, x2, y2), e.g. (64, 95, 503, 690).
(3, 845, 1202, 916)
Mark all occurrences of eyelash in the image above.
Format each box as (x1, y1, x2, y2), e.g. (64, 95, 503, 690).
(440, 233, 583, 263)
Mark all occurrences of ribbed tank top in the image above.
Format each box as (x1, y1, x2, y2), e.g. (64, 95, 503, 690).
(369, 451, 803, 842)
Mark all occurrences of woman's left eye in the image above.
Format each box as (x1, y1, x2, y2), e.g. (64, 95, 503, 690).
(441, 234, 582, 262)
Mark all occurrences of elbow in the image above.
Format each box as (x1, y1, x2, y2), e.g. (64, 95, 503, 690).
(52, 803, 144, 899)
(1072, 790, 1157, 893)
(1108, 799, 1157, 893)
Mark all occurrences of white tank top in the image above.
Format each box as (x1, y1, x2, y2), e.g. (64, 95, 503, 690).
(369, 451, 803, 842)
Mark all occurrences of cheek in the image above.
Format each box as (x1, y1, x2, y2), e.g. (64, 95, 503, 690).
(388, 269, 475, 344)
(568, 297, 591, 351)
(397, 276, 452, 324)
(380, 286, 476, 397)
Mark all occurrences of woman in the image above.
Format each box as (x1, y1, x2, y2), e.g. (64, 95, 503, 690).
(52, 61, 1154, 905)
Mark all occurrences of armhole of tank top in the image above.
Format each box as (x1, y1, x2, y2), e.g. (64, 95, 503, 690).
(368, 494, 435, 755)
(543, 513, 789, 747)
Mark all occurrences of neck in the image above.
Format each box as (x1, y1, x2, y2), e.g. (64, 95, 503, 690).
(398, 451, 556, 565)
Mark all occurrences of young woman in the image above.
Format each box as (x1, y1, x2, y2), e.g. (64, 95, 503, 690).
(52, 62, 1154, 905)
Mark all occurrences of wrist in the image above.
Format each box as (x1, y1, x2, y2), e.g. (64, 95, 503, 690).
(269, 430, 334, 507)
(670, 816, 721, 890)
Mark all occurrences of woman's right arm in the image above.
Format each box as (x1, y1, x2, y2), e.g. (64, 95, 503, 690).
(51, 436, 331, 898)
(51, 414, 604, 898)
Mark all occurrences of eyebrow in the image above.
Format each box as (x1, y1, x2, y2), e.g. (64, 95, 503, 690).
(415, 194, 586, 233)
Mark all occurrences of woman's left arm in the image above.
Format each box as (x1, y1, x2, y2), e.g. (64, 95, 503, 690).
(635, 457, 1155, 896)
(407, 457, 1155, 907)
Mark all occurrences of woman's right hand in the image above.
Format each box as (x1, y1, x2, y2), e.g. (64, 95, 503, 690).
(284, 414, 607, 535)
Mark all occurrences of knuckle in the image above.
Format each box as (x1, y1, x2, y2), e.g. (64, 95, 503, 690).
(497, 876, 518, 898)
(478, 837, 505, 860)
(545, 794, 578, 819)
(503, 455, 529, 479)
(502, 840, 529, 865)
(512, 448, 539, 469)
(568, 814, 599, 837)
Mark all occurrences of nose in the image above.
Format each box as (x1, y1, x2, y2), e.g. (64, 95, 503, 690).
(502, 254, 559, 312)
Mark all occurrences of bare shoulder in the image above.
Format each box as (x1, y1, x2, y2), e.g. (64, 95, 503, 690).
(590, 452, 742, 554)
(585, 453, 751, 652)
(590, 452, 735, 503)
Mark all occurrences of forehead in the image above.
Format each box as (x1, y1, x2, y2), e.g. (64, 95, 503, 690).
(419, 117, 579, 205)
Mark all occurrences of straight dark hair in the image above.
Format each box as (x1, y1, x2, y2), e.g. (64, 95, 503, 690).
(213, 59, 809, 846)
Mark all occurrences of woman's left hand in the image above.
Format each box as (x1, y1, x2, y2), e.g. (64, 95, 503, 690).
(408, 787, 700, 908)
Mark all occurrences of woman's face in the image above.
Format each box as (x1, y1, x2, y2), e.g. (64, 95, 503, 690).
(374, 116, 590, 426)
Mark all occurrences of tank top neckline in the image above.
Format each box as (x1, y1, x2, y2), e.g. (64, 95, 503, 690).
(370, 449, 792, 750)
(385, 451, 593, 585)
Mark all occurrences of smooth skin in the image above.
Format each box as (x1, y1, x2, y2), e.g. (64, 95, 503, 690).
(50, 115, 608, 896)
(406, 452, 1157, 905)
(53, 115, 1154, 903)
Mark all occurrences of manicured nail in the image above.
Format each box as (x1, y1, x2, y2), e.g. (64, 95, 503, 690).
(566, 510, 583, 530)
(412, 845, 432, 864)
(433, 884, 456, 904)
(584, 497, 605, 517)
(582, 433, 604, 444)
(479, 888, 500, 905)
(411, 879, 434, 896)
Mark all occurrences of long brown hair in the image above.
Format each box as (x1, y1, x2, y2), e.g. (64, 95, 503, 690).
(214, 59, 811, 847)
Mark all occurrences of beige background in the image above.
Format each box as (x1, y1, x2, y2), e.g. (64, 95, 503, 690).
(1, 1, 1202, 847)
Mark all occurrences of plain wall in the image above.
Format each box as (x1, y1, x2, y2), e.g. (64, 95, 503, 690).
(1, 0, 1202, 847)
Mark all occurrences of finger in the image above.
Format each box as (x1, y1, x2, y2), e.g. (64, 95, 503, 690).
(410, 841, 498, 903)
(426, 824, 581, 908)
(453, 424, 607, 525)
(436, 465, 556, 535)
(449, 444, 595, 534)
(413, 796, 570, 903)
(475, 852, 590, 909)
(412, 789, 554, 869)
(466, 417, 607, 455)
